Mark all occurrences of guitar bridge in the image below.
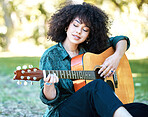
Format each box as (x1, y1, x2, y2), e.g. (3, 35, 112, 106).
(113, 71, 118, 88)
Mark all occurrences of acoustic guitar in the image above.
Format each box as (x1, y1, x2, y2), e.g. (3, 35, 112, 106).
(13, 47, 134, 104)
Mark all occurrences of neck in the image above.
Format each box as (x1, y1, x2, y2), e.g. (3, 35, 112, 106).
(63, 40, 78, 52)
(63, 40, 79, 57)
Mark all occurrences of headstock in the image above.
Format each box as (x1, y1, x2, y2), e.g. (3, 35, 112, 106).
(13, 65, 43, 85)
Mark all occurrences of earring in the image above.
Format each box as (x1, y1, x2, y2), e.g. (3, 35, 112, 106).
(65, 27, 68, 32)
(86, 41, 89, 44)
(86, 38, 90, 44)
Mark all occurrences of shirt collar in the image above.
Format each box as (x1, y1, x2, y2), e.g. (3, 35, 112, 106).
(58, 42, 86, 60)
(58, 42, 69, 60)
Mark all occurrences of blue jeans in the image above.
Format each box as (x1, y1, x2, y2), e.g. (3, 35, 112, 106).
(59, 79, 148, 117)
(59, 79, 123, 117)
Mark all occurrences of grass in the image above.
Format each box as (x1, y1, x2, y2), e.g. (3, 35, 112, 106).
(0, 57, 46, 116)
(0, 57, 148, 116)
(129, 58, 148, 103)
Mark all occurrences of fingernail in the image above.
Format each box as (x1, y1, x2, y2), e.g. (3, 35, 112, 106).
(100, 74, 103, 77)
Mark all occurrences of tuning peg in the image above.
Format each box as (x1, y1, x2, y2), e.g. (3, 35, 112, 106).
(17, 80, 22, 85)
(29, 65, 33, 68)
(28, 81, 33, 85)
(24, 81, 28, 85)
(26, 81, 33, 85)
(16, 66, 21, 70)
(30, 81, 33, 85)
(22, 65, 27, 69)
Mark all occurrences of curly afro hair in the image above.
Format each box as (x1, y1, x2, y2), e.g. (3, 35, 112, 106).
(47, 2, 110, 53)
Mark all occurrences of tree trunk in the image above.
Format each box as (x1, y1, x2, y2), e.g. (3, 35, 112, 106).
(2, 0, 14, 51)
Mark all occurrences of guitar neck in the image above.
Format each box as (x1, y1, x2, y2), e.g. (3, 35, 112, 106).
(13, 68, 96, 81)
(45, 70, 96, 80)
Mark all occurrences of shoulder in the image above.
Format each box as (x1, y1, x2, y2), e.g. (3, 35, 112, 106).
(39, 44, 61, 70)
(40, 44, 60, 63)
(42, 44, 59, 57)
(41, 43, 62, 61)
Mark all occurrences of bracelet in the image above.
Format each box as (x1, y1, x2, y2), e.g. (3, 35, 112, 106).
(45, 82, 52, 85)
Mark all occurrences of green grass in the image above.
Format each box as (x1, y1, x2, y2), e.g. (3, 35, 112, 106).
(0, 57, 46, 116)
(0, 57, 41, 102)
(0, 57, 40, 76)
(129, 59, 148, 103)
(0, 57, 148, 116)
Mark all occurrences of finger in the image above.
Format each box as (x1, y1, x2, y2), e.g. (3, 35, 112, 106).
(53, 73, 57, 83)
(100, 66, 111, 77)
(105, 69, 115, 78)
(55, 74, 59, 83)
(109, 72, 114, 77)
(53, 73, 59, 83)
(57, 76, 59, 83)
(49, 74, 54, 83)
(44, 74, 51, 82)
(98, 65, 107, 74)
(55, 75, 59, 83)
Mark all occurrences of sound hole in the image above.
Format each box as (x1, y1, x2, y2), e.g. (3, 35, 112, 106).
(94, 68, 104, 80)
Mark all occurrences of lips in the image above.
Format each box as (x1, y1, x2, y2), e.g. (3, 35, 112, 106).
(72, 34, 81, 40)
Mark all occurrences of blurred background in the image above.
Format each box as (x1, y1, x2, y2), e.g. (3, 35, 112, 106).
(0, 0, 148, 116)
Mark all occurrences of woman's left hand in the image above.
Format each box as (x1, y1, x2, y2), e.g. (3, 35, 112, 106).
(98, 53, 121, 78)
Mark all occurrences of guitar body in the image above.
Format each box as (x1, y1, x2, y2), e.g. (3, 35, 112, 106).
(71, 47, 134, 104)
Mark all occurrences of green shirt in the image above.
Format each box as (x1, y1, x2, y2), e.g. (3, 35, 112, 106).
(39, 36, 130, 117)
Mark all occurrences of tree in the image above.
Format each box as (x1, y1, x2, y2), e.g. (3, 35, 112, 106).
(0, 0, 14, 51)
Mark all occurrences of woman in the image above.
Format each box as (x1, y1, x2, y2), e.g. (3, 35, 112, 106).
(39, 2, 148, 117)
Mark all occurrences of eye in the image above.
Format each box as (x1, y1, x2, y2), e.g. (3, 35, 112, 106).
(83, 27, 89, 32)
(73, 23, 78, 27)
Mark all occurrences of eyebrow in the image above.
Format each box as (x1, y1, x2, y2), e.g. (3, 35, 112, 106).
(75, 19, 81, 24)
(74, 19, 90, 28)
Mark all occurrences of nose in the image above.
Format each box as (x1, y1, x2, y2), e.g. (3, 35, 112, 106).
(76, 27, 82, 34)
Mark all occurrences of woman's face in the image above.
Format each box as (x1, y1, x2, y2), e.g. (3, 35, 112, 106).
(65, 17, 90, 45)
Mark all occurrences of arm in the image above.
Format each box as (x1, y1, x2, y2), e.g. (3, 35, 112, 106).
(39, 55, 60, 106)
(43, 74, 59, 100)
(98, 39, 128, 78)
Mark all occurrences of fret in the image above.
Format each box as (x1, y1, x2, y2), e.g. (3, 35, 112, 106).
(52, 70, 58, 76)
(78, 71, 83, 79)
(45, 70, 49, 77)
(46, 70, 96, 80)
(84, 71, 89, 79)
(60, 70, 65, 79)
(72, 71, 77, 79)
(83, 71, 96, 80)
(56, 70, 59, 78)
(49, 70, 52, 75)
(66, 70, 71, 79)
(90, 71, 96, 80)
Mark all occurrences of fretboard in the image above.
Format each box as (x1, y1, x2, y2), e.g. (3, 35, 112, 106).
(45, 70, 96, 80)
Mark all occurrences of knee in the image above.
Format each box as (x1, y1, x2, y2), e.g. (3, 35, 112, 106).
(92, 79, 104, 85)
(88, 79, 105, 90)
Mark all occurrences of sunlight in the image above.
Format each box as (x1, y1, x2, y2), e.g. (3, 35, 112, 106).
(8, 38, 45, 57)
(0, 26, 7, 34)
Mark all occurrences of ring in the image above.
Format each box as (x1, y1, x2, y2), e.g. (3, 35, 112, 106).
(106, 66, 108, 68)
(111, 70, 114, 73)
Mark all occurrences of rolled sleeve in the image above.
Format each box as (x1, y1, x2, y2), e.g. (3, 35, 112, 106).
(40, 84, 60, 106)
(109, 36, 130, 50)
(39, 55, 60, 106)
